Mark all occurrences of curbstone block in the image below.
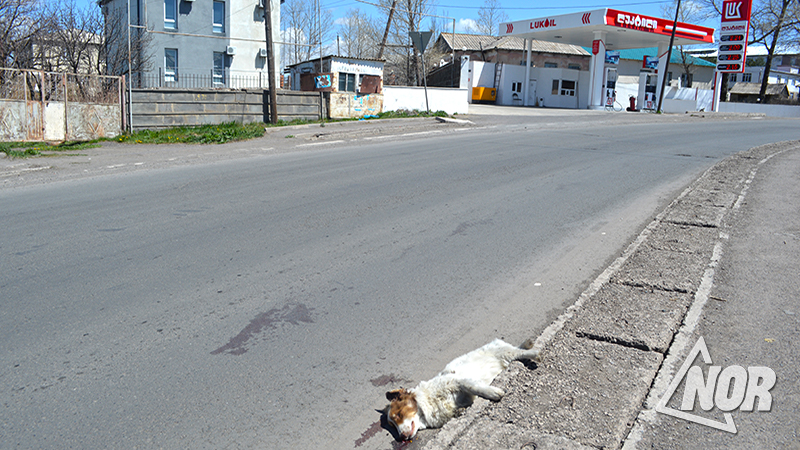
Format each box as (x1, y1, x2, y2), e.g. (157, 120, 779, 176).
(478, 332, 663, 450)
(565, 283, 693, 353)
(610, 244, 708, 294)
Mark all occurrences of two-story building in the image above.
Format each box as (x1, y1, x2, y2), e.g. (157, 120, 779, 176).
(100, 0, 281, 88)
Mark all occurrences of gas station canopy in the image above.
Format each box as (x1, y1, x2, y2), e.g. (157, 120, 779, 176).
(497, 8, 715, 110)
(499, 8, 714, 48)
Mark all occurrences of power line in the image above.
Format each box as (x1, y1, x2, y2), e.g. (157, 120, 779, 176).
(434, 1, 671, 11)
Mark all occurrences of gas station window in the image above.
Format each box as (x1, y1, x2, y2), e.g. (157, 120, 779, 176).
(742, 73, 752, 82)
(560, 80, 575, 96)
(730, 73, 738, 82)
(544, 62, 558, 68)
(551, 80, 559, 95)
(568, 64, 581, 70)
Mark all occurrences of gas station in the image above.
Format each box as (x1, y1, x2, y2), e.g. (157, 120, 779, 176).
(498, 9, 715, 110)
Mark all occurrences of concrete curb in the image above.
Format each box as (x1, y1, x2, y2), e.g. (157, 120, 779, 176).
(424, 140, 800, 450)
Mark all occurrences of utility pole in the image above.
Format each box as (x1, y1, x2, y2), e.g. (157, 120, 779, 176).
(656, 0, 680, 114)
(378, 0, 397, 59)
(263, 0, 279, 124)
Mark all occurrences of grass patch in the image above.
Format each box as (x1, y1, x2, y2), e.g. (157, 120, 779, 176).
(374, 109, 449, 119)
(116, 121, 267, 145)
(0, 141, 101, 159)
(1, 112, 454, 158)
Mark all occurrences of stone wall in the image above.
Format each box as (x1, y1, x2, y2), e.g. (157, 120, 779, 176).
(130, 88, 326, 130)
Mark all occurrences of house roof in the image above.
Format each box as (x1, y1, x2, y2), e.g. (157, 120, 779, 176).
(729, 82, 789, 96)
(286, 54, 385, 68)
(607, 47, 715, 67)
(437, 33, 590, 57)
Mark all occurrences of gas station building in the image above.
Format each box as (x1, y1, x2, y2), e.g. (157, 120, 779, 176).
(472, 9, 714, 110)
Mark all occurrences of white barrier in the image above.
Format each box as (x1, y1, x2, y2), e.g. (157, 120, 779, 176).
(382, 86, 469, 115)
(719, 102, 800, 118)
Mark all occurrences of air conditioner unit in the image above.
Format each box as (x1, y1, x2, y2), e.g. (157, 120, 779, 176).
(226, 46, 236, 56)
(259, 48, 268, 58)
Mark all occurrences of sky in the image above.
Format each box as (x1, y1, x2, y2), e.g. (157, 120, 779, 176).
(329, 0, 685, 33)
(74, 0, 721, 49)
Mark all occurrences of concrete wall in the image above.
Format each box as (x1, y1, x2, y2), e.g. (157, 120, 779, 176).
(130, 88, 324, 129)
(472, 61, 496, 88)
(383, 86, 469, 115)
(0, 99, 121, 141)
(328, 92, 382, 119)
(719, 102, 800, 118)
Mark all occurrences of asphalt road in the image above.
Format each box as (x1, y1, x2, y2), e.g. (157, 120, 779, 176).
(1, 114, 798, 449)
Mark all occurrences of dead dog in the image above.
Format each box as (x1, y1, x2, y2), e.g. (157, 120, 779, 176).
(385, 338, 541, 440)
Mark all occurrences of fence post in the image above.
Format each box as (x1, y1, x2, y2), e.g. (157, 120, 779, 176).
(63, 73, 69, 140)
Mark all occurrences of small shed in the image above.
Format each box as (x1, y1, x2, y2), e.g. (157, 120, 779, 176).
(728, 83, 790, 103)
(287, 55, 384, 94)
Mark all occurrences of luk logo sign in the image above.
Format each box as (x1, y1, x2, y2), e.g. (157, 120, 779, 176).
(724, 1, 742, 20)
(656, 337, 776, 433)
(721, 0, 752, 23)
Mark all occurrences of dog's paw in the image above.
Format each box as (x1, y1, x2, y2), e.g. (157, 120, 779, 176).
(521, 349, 542, 363)
(485, 386, 505, 401)
(520, 338, 535, 350)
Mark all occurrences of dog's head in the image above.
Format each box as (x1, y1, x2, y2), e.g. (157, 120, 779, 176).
(385, 388, 420, 441)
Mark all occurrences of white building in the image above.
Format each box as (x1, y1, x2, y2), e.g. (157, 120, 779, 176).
(287, 55, 384, 93)
(100, 0, 281, 88)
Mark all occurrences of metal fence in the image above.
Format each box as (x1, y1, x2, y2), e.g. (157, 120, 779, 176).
(135, 69, 273, 89)
(0, 68, 122, 104)
(0, 68, 123, 141)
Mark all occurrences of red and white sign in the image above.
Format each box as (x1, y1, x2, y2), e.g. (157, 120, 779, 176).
(604, 9, 713, 43)
(592, 39, 600, 55)
(717, 0, 752, 73)
(722, 0, 752, 22)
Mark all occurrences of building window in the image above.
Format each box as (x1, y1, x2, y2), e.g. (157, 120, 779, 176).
(730, 73, 737, 82)
(164, 0, 177, 29)
(560, 80, 576, 96)
(165, 48, 178, 82)
(742, 72, 752, 82)
(551, 79, 559, 95)
(568, 64, 581, 70)
(339, 72, 356, 92)
(511, 82, 522, 93)
(544, 62, 558, 68)
(213, 1, 225, 33)
(213, 52, 224, 86)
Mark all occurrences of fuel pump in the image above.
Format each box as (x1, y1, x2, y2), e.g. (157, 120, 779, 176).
(637, 73, 658, 110)
(604, 67, 618, 107)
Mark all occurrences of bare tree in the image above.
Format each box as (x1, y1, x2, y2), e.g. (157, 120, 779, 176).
(280, 0, 333, 67)
(375, 0, 441, 85)
(0, 0, 52, 68)
(749, 0, 799, 102)
(39, 0, 104, 74)
(99, 0, 153, 85)
(660, 0, 706, 87)
(337, 8, 379, 59)
(696, 0, 800, 102)
(474, 0, 508, 36)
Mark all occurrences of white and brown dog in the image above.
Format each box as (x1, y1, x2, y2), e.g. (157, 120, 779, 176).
(385, 338, 541, 441)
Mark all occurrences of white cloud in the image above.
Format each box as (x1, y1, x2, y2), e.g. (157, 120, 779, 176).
(456, 18, 478, 33)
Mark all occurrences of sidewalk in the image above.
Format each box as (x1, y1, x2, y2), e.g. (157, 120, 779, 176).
(423, 141, 800, 449)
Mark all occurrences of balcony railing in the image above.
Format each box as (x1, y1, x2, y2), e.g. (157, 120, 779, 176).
(133, 69, 272, 89)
